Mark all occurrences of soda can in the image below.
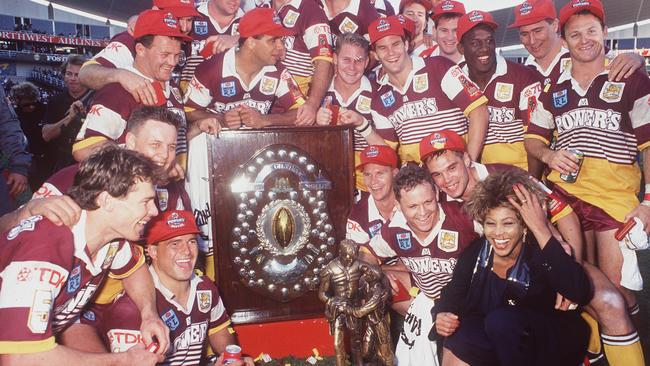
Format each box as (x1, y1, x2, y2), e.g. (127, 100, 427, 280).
(559, 149, 584, 183)
(224, 344, 242, 364)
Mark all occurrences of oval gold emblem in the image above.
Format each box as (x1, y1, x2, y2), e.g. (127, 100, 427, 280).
(273, 207, 294, 247)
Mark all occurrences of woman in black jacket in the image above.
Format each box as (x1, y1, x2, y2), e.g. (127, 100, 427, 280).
(433, 169, 593, 366)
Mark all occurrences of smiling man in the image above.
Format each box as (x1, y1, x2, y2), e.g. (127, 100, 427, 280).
(0, 147, 168, 366)
(429, 0, 465, 63)
(360, 164, 478, 365)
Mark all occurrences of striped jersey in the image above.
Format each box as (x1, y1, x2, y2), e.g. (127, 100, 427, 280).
(372, 55, 487, 163)
(347, 191, 396, 244)
(92, 31, 136, 69)
(526, 66, 650, 221)
(525, 48, 571, 94)
(0, 213, 143, 354)
(365, 201, 477, 298)
(81, 268, 230, 366)
(462, 55, 542, 170)
(319, 0, 380, 40)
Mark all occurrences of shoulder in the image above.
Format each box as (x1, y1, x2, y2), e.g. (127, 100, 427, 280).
(4, 215, 74, 264)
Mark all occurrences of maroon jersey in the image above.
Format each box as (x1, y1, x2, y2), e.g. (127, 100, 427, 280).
(320, 0, 380, 39)
(74, 66, 185, 153)
(461, 55, 542, 170)
(277, 0, 334, 78)
(81, 268, 230, 365)
(373, 0, 394, 16)
(91, 31, 136, 70)
(346, 191, 396, 244)
(185, 48, 303, 114)
(525, 48, 571, 94)
(180, 3, 244, 85)
(33, 164, 191, 213)
(365, 201, 478, 298)
(371, 56, 487, 163)
(0, 214, 143, 353)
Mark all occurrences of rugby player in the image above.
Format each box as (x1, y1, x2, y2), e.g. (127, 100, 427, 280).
(367, 15, 489, 164)
(80, 210, 253, 366)
(428, 0, 464, 62)
(73, 9, 191, 162)
(360, 164, 478, 365)
(399, 0, 432, 57)
(319, 0, 380, 40)
(0, 147, 168, 365)
(524, 1, 649, 363)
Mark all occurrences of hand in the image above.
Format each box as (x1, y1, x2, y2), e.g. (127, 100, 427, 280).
(423, 33, 436, 48)
(223, 108, 243, 129)
(296, 102, 317, 126)
(212, 354, 255, 366)
(120, 343, 164, 366)
(67, 100, 85, 119)
(6, 172, 27, 196)
(554, 292, 575, 311)
(338, 109, 364, 126)
(118, 70, 158, 106)
(204, 35, 240, 55)
(26, 196, 81, 226)
(508, 184, 552, 244)
(606, 52, 643, 81)
(139, 313, 169, 356)
(624, 204, 650, 234)
(544, 149, 579, 175)
(315, 106, 332, 126)
(435, 312, 460, 337)
(239, 105, 267, 129)
(168, 161, 185, 181)
(197, 117, 222, 135)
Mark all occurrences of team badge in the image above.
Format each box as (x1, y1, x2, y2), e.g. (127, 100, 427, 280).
(82, 310, 96, 322)
(578, 98, 589, 106)
(369, 222, 382, 238)
(380, 91, 395, 107)
(437, 230, 458, 253)
(194, 21, 208, 35)
(260, 76, 278, 95)
(560, 58, 572, 73)
(6, 215, 42, 240)
(553, 90, 568, 108)
(318, 34, 332, 57)
(600, 82, 625, 103)
(66, 265, 82, 294)
(197, 290, 212, 313)
(156, 188, 169, 212)
(162, 309, 180, 331)
(339, 17, 359, 34)
(283, 9, 300, 28)
(355, 95, 371, 113)
(495, 82, 514, 102)
(456, 73, 479, 97)
(413, 74, 428, 93)
(101, 242, 120, 269)
(396, 232, 412, 250)
(221, 81, 237, 97)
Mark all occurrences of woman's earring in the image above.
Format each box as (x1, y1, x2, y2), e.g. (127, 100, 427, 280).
(523, 229, 528, 242)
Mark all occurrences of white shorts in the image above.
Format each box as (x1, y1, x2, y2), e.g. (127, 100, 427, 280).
(395, 292, 439, 366)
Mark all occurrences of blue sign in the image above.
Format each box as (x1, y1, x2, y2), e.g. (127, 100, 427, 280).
(553, 89, 568, 108)
(397, 232, 412, 250)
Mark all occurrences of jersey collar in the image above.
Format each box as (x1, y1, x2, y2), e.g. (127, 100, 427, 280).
(321, 0, 361, 19)
(72, 210, 121, 276)
(367, 194, 396, 223)
(377, 55, 424, 95)
(388, 204, 446, 247)
(328, 75, 372, 106)
(198, 2, 244, 33)
(461, 53, 508, 91)
(123, 65, 171, 100)
(556, 62, 609, 97)
(149, 265, 202, 314)
(222, 48, 277, 91)
(525, 47, 569, 77)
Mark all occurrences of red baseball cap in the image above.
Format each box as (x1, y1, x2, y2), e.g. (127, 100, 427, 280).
(153, 0, 201, 18)
(396, 15, 416, 39)
(559, 0, 605, 29)
(431, 0, 466, 22)
(369, 16, 405, 45)
(399, 0, 432, 15)
(456, 10, 498, 42)
(146, 210, 200, 245)
(134, 9, 192, 41)
(238, 8, 295, 38)
(508, 0, 557, 29)
(356, 145, 398, 170)
(419, 130, 466, 161)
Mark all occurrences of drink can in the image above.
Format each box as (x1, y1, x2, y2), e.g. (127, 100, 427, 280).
(224, 344, 242, 364)
(559, 149, 584, 183)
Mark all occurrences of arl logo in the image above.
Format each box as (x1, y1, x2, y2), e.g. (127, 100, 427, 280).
(396, 232, 412, 250)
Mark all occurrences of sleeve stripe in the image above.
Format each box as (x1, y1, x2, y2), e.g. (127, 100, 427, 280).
(81, 60, 100, 69)
(312, 56, 333, 63)
(72, 136, 107, 153)
(208, 320, 232, 336)
(463, 95, 488, 117)
(0, 337, 56, 354)
(523, 133, 550, 145)
(109, 250, 146, 280)
(639, 141, 650, 151)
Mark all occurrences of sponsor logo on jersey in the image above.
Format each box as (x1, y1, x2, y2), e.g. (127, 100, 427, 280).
(356, 95, 371, 113)
(396, 232, 412, 250)
(456, 72, 480, 97)
(599, 81, 625, 103)
(554, 108, 622, 134)
(108, 329, 144, 353)
(380, 91, 395, 107)
(494, 82, 514, 102)
(194, 21, 208, 35)
(413, 74, 428, 93)
(578, 98, 589, 106)
(66, 265, 82, 294)
(387, 98, 439, 125)
(553, 89, 568, 108)
(437, 230, 458, 252)
(197, 290, 212, 313)
(339, 17, 359, 34)
(260, 76, 278, 95)
(401, 256, 456, 274)
(488, 106, 516, 124)
(7, 215, 42, 240)
(173, 321, 209, 350)
(221, 81, 237, 97)
(156, 188, 169, 211)
(369, 222, 382, 238)
(162, 308, 180, 331)
(283, 9, 300, 27)
(421, 248, 431, 255)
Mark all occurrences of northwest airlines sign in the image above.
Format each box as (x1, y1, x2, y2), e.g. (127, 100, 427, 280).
(0, 31, 109, 47)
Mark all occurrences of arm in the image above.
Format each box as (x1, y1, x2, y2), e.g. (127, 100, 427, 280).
(59, 323, 107, 353)
(42, 101, 85, 142)
(607, 52, 645, 82)
(186, 109, 224, 138)
(239, 106, 298, 128)
(0, 343, 160, 366)
(72, 139, 111, 162)
(0, 195, 81, 233)
(79, 65, 157, 106)
(207, 327, 235, 355)
(465, 104, 488, 161)
(296, 60, 332, 126)
(0, 88, 31, 186)
(121, 265, 169, 355)
(524, 138, 579, 175)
